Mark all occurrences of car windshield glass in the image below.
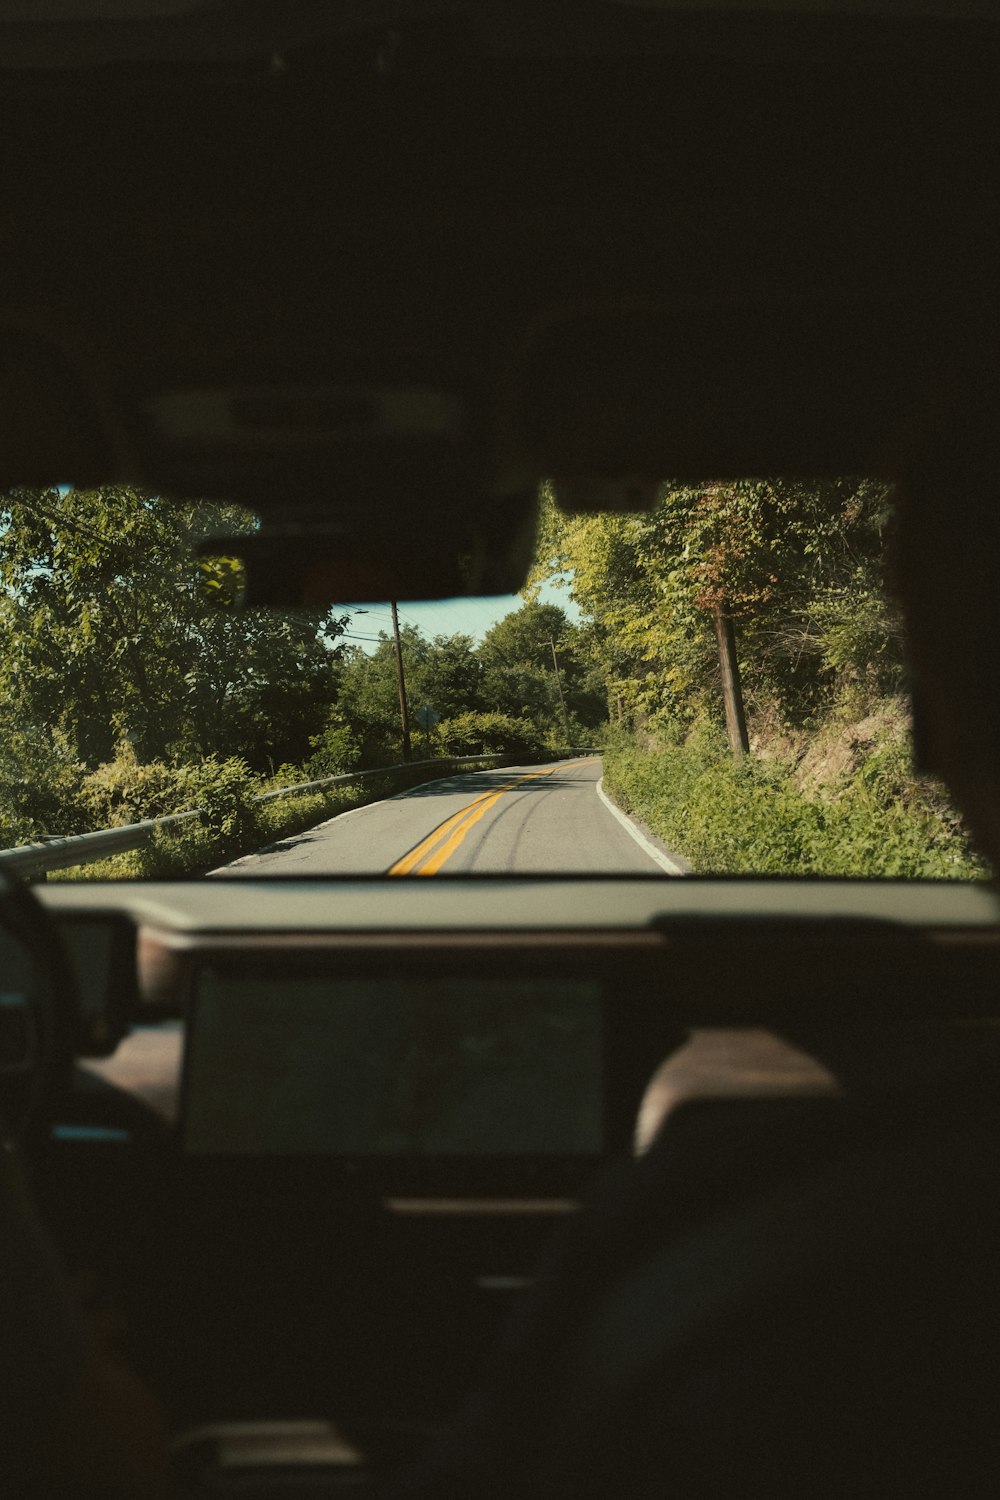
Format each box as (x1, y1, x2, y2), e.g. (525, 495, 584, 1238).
(0, 483, 984, 882)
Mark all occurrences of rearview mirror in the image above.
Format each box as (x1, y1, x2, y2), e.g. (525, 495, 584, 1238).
(198, 496, 540, 607)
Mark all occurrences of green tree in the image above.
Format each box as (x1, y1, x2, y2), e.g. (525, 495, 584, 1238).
(479, 600, 606, 735)
(0, 487, 345, 775)
(530, 478, 899, 729)
(417, 633, 484, 720)
(336, 638, 410, 761)
(337, 626, 486, 760)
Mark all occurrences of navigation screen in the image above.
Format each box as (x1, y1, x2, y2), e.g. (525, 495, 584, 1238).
(183, 974, 603, 1155)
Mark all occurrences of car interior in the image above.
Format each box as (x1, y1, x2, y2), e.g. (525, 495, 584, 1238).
(2, 1, 1000, 1495)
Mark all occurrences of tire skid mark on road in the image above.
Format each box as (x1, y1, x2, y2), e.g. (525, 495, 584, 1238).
(387, 760, 596, 876)
(387, 777, 525, 875)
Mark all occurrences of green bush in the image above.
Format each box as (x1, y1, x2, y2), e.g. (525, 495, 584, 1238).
(602, 738, 984, 880)
(173, 757, 259, 851)
(255, 786, 359, 844)
(307, 711, 361, 777)
(80, 744, 190, 827)
(436, 711, 547, 761)
(73, 745, 260, 869)
(79, 745, 259, 855)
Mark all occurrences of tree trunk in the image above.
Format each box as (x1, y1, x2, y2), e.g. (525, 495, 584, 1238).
(713, 603, 750, 759)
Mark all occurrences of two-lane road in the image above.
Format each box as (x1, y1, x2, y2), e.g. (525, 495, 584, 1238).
(217, 758, 687, 877)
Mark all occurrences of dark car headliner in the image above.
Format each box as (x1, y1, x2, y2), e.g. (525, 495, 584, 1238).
(0, 0, 996, 596)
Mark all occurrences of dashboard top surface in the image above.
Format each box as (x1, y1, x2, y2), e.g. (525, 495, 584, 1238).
(37, 877, 1000, 935)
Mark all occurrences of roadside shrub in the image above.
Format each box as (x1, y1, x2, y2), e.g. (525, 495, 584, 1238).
(265, 763, 308, 792)
(436, 711, 546, 761)
(56, 780, 364, 881)
(79, 744, 260, 861)
(173, 756, 259, 851)
(307, 711, 361, 777)
(811, 580, 905, 698)
(80, 743, 190, 827)
(603, 736, 984, 880)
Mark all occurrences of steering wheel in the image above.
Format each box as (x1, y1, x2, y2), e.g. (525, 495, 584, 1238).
(0, 869, 77, 1145)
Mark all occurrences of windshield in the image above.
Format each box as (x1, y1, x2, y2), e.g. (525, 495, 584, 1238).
(0, 483, 983, 882)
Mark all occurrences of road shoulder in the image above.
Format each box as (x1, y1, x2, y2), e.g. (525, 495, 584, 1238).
(595, 777, 691, 876)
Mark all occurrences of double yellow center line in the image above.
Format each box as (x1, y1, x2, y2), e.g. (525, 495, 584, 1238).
(388, 761, 592, 876)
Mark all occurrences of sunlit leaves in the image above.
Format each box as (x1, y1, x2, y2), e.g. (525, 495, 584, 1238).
(530, 476, 902, 727)
(0, 487, 344, 773)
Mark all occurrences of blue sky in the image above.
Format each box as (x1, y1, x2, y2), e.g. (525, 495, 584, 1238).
(338, 578, 581, 653)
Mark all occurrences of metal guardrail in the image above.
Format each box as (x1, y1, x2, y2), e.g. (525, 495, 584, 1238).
(0, 810, 203, 881)
(0, 749, 598, 879)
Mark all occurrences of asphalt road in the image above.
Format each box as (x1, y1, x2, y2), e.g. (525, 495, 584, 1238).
(216, 757, 688, 877)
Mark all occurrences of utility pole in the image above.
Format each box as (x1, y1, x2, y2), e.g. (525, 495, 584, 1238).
(391, 600, 412, 761)
(548, 636, 573, 746)
(713, 602, 750, 759)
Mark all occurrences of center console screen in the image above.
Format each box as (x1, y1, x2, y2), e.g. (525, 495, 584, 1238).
(182, 972, 603, 1156)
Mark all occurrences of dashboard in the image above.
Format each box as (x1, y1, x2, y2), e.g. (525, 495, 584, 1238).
(22, 875, 1000, 1447)
(37, 875, 1000, 1175)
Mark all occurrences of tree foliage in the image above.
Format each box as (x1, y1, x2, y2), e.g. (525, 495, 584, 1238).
(0, 487, 344, 772)
(477, 600, 605, 737)
(335, 625, 483, 761)
(530, 477, 901, 728)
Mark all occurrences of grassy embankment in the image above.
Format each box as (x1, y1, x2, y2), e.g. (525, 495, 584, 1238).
(601, 699, 985, 879)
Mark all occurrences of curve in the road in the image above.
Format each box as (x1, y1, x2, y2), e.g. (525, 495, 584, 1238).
(212, 757, 687, 877)
(388, 759, 596, 876)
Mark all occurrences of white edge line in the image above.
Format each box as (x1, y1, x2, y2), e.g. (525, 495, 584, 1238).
(596, 775, 688, 877)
